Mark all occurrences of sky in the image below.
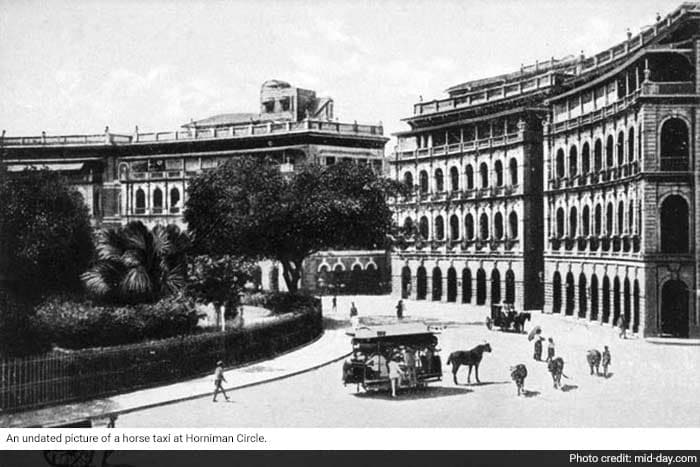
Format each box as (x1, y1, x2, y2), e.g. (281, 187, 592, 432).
(0, 0, 678, 140)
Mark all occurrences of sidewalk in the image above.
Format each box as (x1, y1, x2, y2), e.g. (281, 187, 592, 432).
(0, 322, 352, 428)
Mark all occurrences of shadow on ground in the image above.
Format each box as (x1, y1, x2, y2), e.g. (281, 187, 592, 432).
(522, 389, 541, 398)
(561, 384, 579, 392)
(353, 385, 473, 401)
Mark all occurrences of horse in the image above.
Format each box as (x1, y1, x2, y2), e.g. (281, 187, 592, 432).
(512, 312, 531, 333)
(547, 357, 568, 389)
(446, 343, 492, 385)
(510, 364, 527, 396)
(586, 349, 602, 376)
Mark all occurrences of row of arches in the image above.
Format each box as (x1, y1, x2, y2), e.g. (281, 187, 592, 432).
(404, 210, 519, 242)
(552, 117, 690, 179)
(404, 158, 519, 194)
(551, 271, 641, 333)
(551, 194, 689, 254)
(317, 262, 382, 294)
(401, 265, 516, 305)
(134, 186, 182, 214)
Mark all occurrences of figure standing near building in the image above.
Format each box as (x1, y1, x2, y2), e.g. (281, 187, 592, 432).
(546, 338, 555, 362)
(395, 299, 404, 319)
(533, 335, 544, 361)
(350, 301, 358, 318)
(602, 346, 611, 377)
(401, 345, 417, 387)
(617, 315, 627, 339)
(387, 356, 404, 398)
(332, 295, 337, 313)
(212, 361, 230, 402)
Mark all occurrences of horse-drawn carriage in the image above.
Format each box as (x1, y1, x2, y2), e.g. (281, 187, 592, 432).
(485, 304, 531, 333)
(342, 324, 442, 392)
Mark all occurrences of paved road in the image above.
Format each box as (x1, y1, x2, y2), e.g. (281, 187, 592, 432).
(119, 302, 700, 427)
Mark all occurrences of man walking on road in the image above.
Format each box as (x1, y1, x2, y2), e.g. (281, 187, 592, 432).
(212, 361, 230, 402)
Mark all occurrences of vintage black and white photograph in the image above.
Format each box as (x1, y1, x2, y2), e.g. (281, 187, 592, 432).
(0, 0, 699, 435)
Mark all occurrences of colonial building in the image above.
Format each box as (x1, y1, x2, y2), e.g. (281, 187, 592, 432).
(543, 4, 699, 338)
(391, 2, 699, 338)
(1, 80, 390, 293)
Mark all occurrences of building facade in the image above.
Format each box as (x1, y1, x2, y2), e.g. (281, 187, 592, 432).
(391, 2, 699, 337)
(1, 80, 389, 293)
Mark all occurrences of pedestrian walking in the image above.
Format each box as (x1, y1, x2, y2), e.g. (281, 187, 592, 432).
(402, 346, 417, 387)
(212, 361, 230, 402)
(616, 315, 627, 339)
(331, 295, 337, 313)
(533, 336, 544, 361)
(602, 346, 611, 377)
(387, 356, 405, 398)
(350, 301, 358, 317)
(546, 337, 555, 362)
(395, 299, 404, 319)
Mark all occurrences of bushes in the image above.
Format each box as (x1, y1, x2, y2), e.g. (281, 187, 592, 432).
(241, 291, 320, 314)
(33, 295, 200, 349)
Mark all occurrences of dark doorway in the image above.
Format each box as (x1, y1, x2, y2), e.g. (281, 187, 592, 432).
(462, 268, 472, 304)
(565, 272, 575, 316)
(552, 272, 562, 313)
(447, 267, 457, 302)
(476, 268, 487, 305)
(432, 267, 443, 301)
(416, 266, 427, 300)
(401, 266, 412, 299)
(491, 269, 501, 304)
(661, 280, 689, 337)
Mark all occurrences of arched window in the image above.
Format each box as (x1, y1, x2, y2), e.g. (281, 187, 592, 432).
(606, 135, 614, 168)
(590, 274, 599, 321)
(432, 267, 442, 301)
(466, 165, 474, 189)
(479, 162, 489, 188)
(462, 268, 472, 304)
(403, 171, 414, 189)
(569, 145, 578, 177)
(450, 166, 459, 191)
(419, 216, 429, 240)
(602, 276, 611, 323)
(594, 204, 602, 235)
(509, 211, 518, 238)
(494, 160, 503, 186)
(153, 188, 163, 212)
(617, 131, 625, 166)
(606, 203, 613, 235)
(479, 213, 489, 240)
(416, 266, 427, 300)
(556, 149, 565, 178)
(565, 272, 575, 316)
(594, 139, 603, 172)
(434, 168, 444, 192)
(582, 205, 590, 236)
(419, 170, 429, 193)
(494, 212, 504, 239)
(509, 158, 518, 185)
(552, 271, 562, 314)
(476, 268, 487, 305)
(449, 214, 459, 240)
(628, 127, 635, 162)
(556, 208, 565, 238)
(581, 142, 590, 175)
(660, 195, 689, 253)
(660, 118, 689, 171)
(465, 214, 475, 239)
(402, 217, 414, 236)
(623, 277, 631, 329)
(578, 273, 587, 318)
(491, 268, 501, 304)
(135, 188, 146, 213)
(434, 216, 444, 240)
(169, 187, 180, 213)
(505, 269, 515, 304)
(628, 200, 634, 233)
(617, 201, 624, 234)
(569, 206, 578, 238)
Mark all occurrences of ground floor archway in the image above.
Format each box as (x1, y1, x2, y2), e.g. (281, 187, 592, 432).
(447, 267, 457, 302)
(661, 280, 689, 337)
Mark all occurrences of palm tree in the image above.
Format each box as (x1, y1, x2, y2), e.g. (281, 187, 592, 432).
(82, 221, 189, 304)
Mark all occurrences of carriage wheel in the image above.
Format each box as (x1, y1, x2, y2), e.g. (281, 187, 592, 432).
(485, 317, 493, 330)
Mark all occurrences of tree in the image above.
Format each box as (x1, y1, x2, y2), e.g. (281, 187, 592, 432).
(186, 254, 256, 321)
(185, 157, 403, 293)
(81, 221, 189, 304)
(0, 168, 93, 299)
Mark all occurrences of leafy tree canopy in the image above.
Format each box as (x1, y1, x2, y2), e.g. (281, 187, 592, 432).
(186, 254, 256, 310)
(185, 158, 404, 292)
(0, 168, 93, 299)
